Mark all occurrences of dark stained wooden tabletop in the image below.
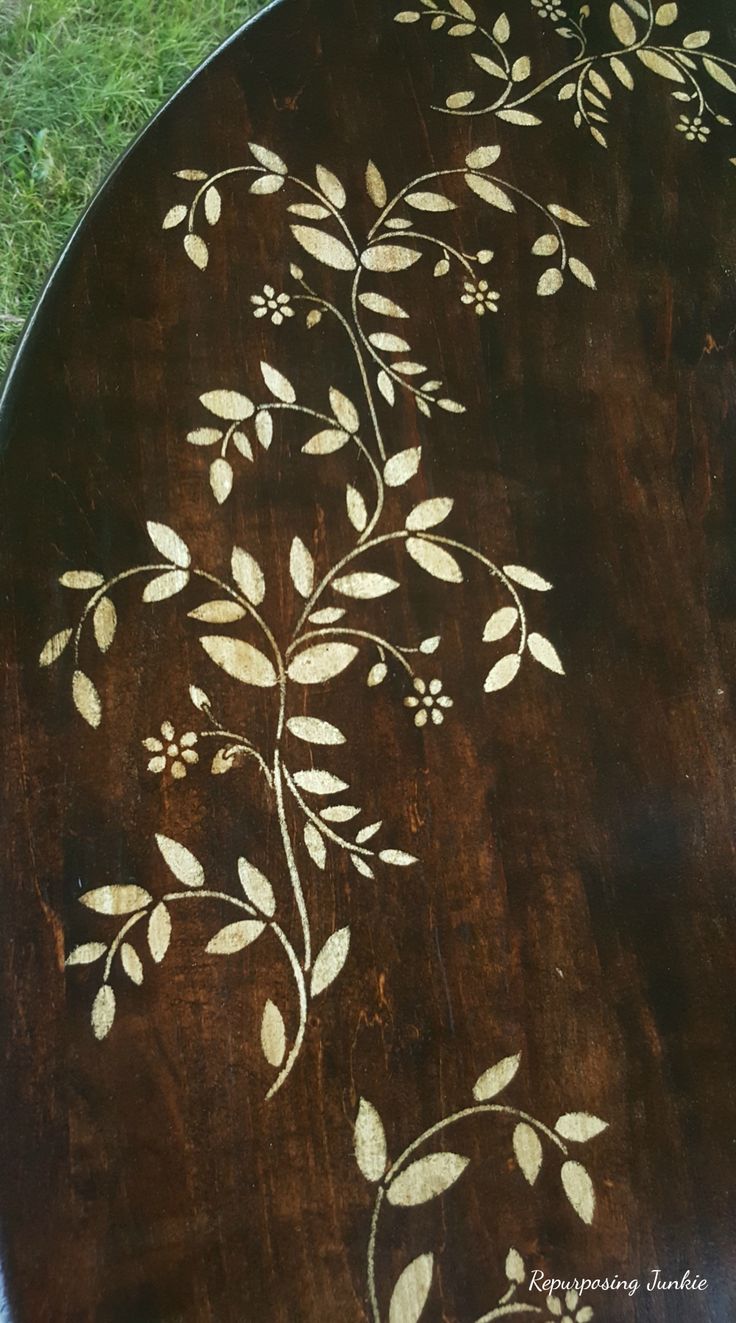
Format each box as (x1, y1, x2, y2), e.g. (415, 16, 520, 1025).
(2, 1, 736, 1319)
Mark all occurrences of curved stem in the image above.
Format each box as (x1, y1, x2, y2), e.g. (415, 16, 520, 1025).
(104, 910, 147, 980)
(287, 627, 415, 677)
(282, 763, 374, 858)
(474, 1306, 543, 1322)
(199, 728, 273, 788)
(274, 747, 312, 971)
(264, 918, 309, 1100)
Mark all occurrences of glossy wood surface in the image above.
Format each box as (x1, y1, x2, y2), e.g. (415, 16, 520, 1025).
(1, 1, 736, 1319)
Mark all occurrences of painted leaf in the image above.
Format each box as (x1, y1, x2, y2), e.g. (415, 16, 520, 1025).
(496, 109, 541, 126)
(555, 1113, 609, 1142)
(155, 834, 205, 888)
(369, 332, 411, 353)
(333, 573, 399, 600)
(466, 145, 502, 169)
(210, 458, 233, 504)
(547, 204, 589, 228)
(289, 202, 330, 220)
(484, 653, 521, 692)
(537, 268, 564, 297)
(287, 716, 346, 745)
(704, 57, 736, 93)
(473, 1053, 521, 1100)
(147, 520, 191, 567)
(655, 1, 677, 22)
(683, 31, 710, 49)
(261, 361, 296, 404)
(493, 12, 510, 41)
(387, 1153, 470, 1207)
(379, 850, 417, 866)
(406, 538, 463, 584)
(291, 225, 357, 271)
(610, 55, 634, 88)
(321, 804, 361, 822)
(377, 371, 396, 405)
(361, 245, 421, 273)
(352, 855, 375, 878)
(356, 822, 382, 843)
(315, 164, 346, 208)
(354, 1099, 387, 1181)
(513, 1122, 543, 1185)
(359, 292, 409, 318)
(72, 670, 101, 728)
(569, 257, 596, 290)
(367, 663, 388, 687)
(204, 185, 222, 225)
(188, 600, 246, 624)
(206, 920, 265, 955)
(248, 142, 287, 173)
(250, 174, 285, 195)
(200, 636, 278, 688)
(309, 607, 346, 625)
(200, 389, 254, 421)
(304, 823, 327, 870)
(184, 234, 208, 270)
(287, 642, 358, 685)
(174, 169, 207, 180)
(389, 1254, 435, 1323)
(330, 387, 360, 433)
(238, 858, 276, 917)
(366, 160, 388, 208)
(512, 55, 530, 81)
(92, 985, 116, 1041)
(59, 570, 105, 589)
(80, 885, 152, 916)
(405, 191, 456, 212)
(527, 633, 565, 675)
(290, 537, 315, 597)
(65, 943, 107, 967)
(303, 428, 350, 455)
(609, 1, 637, 45)
(384, 447, 421, 487)
(465, 174, 515, 212)
(561, 1160, 596, 1224)
(92, 598, 117, 653)
(39, 628, 73, 667)
(472, 53, 507, 78)
(233, 431, 252, 461)
(148, 903, 172, 963)
(503, 564, 552, 591)
(311, 927, 350, 996)
(636, 48, 684, 81)
(261, 1000, 286, 1068)
(256, 412, 274, 449)
(506, 1249, 525, 1284)
(292, 770, 349, 796)
(405, 498, 454, 531)
(142, 569, 189, 603)
(483, 606, 519, 642)
(162, 204, 187, 230)
(231, 547, 266, 606)
(346, 485, 368, 532)
(121, 943, 144, 985)
(532, 234, 560, 257)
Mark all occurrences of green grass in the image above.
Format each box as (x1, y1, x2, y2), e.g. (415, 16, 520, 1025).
(0, 0, 264, 376)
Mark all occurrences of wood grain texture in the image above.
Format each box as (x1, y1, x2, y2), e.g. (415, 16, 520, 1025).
(1, 1, 736, 1319)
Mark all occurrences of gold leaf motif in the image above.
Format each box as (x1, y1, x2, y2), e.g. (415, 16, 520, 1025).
(484, 653, 521, 692)
(388, 1256, 434, 1323)
(346, 485, 368, 533)
(683, 31, 710, 49)
(472, 53, 507, 79)
(405, 191, 457, 212)
(209, 458, 233, 504)
(466, 145, 502, 168)
(93, 598, 117, 653)
(206, 920, 265, 955)
(377, 371, 396, 405)
(354, 1098, 388, 1181)
(142, 570, 189, 602)
(561, 1160, 596, 1224)
(513, 1121, 543, 1185)
(293, 770, 349, 796)
(231, 546, 266, 606)
(359, 292, 410, 318)
(248, 142, 287, 174)
(200, 636, 278, 688)
(704, 57, 736, 93)
(302, 428, 350, 455)
(148, 903, 172, 963)
(483, 606, 519, 642)
(287, 716, 346, 745)
(496, 109, 541, 126)
(379, 850, 417, 866)
(91, 985, 116, 1041)
(304, 823, 327, 870)
(405, 498, 454, 531)
(384, 447, 422, 486)
(329, 387, 360, 433)
(503, 564, 552, 590)
(465, 173, 516, 212)
(473, 1053, 521, 1100)
(537, 268, 564, 297)
(60, 570, 104, 589)
(369, 332, 411, 353)
(200, 390, 254, 421)
(366, 160, 388, 209)
(238, 859, 276, 917)
(406, 538, 463, 584)
(532, 234, 560, 257)
(555, 1113, 609, 1142)
(121, 943, 144, 985)
(147, 520, 191, 567)
(636, 48, 685, 82)
(609, 2, 637, 46)
(162, 205, 187, 230)
(568, 257, 596, 289)
(291, 225, 357, 271)
(367, 663, 388, 687)
(361, 245, 422, 272)
(610, 56, 635, 88)
(493, 12, 510, 42)
(72, 670, 102, 727)
(506, 1249, 525, 1285)
(261, 361, 296, 404)
(188, 601, 246, 624)
(290, 537, 315, 597)
(511, 56, 531, 82)
(321, 804, 361, 822)
(187, 427, 222, 446)
(65, 943, 107, 967)
(311, 927, 350, 996)
(332, 572, 400, 599)
(39, 629, 73, 667)
(261, 1000, 286, 1068)
(184, 234, 208, 270)
(250, 174, 285, 195)
(387, 1153, 470, 1207)
(255, 412, 273, 450)
(204, 186, 222, 225)
(654, 2, 678, 24)
(287, 642, 359, 685)
(309, 607, 346, 625)
(315, 164, 346, 209)
(81, 885, 152, 915)
(155, 834, 205, 888)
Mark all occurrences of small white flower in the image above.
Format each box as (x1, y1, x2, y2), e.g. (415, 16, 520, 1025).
(461, 279, 500, 316)
(532, 0, 566, 18)
(676, 114, 710, 143)
(142, 722, 199, 780)
(404, 677, 454, 728)
(546, 1291, 593, 1323)
(250, 284, 295, 326)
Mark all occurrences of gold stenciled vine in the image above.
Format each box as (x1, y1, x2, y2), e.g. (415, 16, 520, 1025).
(394, 0, 736, 159)
(40, 144, 593, 1097)
(354, 1051, 606, 1322)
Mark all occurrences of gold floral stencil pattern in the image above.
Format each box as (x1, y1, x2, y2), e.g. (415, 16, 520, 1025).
(394, 0, 736, 160)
